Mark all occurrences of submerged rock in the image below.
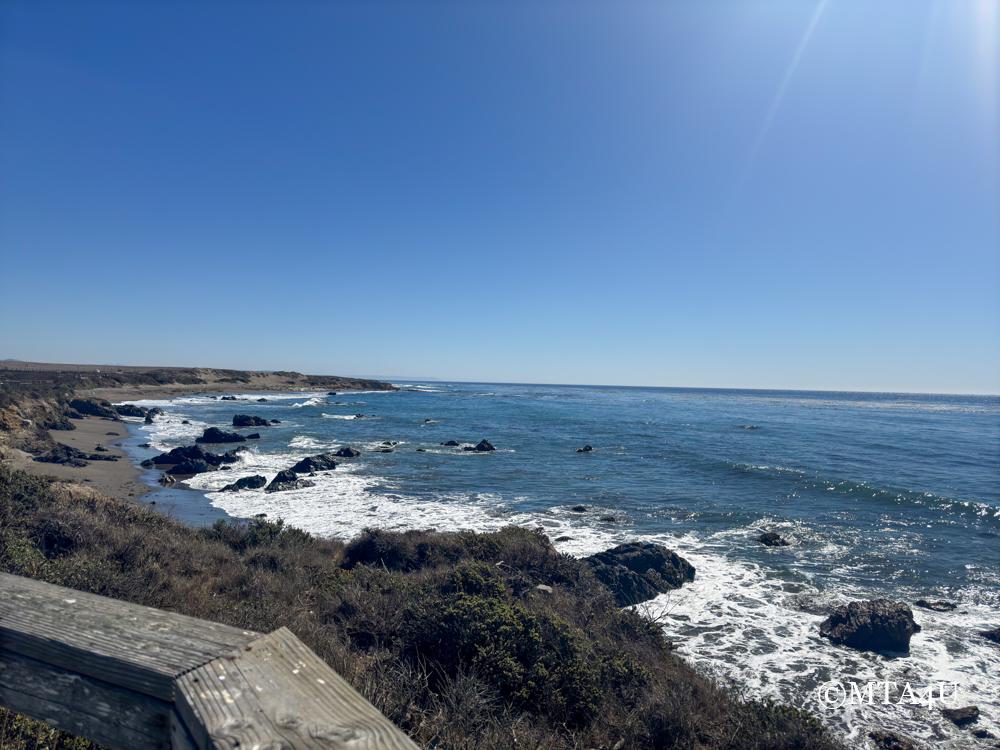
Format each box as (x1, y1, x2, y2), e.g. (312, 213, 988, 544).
(220, 475, 267, 492)
(195, 427, 247, 444)
(289, 453, 338, 474)
(914, 599, 957, 612)
(463, 439, 495, 452)
(757, 531, 790, 547)
(819, 599, 921, 653)
(583, 542, 696, 607)
(942, 705, 979, 727)
(335, 446, 360, 458)
(232, 414, 269, 427)
(266, 469, 315, 493)
(570, 505, 589, 513)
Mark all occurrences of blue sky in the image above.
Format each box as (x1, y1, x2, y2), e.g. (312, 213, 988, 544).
(1, 1, 997, 393)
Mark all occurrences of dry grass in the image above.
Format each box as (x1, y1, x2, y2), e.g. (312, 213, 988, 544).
(0, 466, 842, 750)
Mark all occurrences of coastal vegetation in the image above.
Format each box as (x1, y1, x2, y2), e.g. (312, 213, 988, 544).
(0, 465, 843, 749)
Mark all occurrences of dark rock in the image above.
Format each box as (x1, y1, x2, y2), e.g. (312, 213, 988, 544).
(289, 453, 338, 474)
(33, 444, 118, 466)
(979, 626, 1000, 644)
(220, 395, 238, 401)
(158, 473, 175, 487)
(151, 445, 209, 465)
(270, 419, 281, 424)
(233, 414, 270, 427)
(195, 427, 247, 444)
(415, 448, 427, 452)
(463, 439, 495, 452)
(868, 730, 920, 750)
(570, 505, 589, 513)
(335, 446, 360, 458)
(380, 448, 393, 453)
(381, 441, 398, 446)
(914, 599, 957, 612)
(354, 414, 365, 419)
(819, 599, 921, 653)
(424, 418, 434, 423)
(167, 458, 215, 475)
(758, 531, 790, 547)
(69, 398, 119, 419)
(94, 445, 109, 452)
(257, 398, 268, 402)
(577, 445, 594, 453)
(43, 417, 76, 430)
(265, 469, 315, 493)
(220, 475, 267, 492)
(971, 728, 994, 739)
(583, 542, 696, 607)
(143, 407, 164, 424)
(245, 433, 261, 440)
(113, 403, 148, 418)
(181, 420, 190, 425)
(140, 459, 155, 468)
(441, 440, 461, 447)
(106, 431, 120, 436)
(327, 391, 337, 396)
(942, 706, 979, 727)
(66, 409, 86, 420)
(554, 535, 573, 542)
(599, 515, 618, 523)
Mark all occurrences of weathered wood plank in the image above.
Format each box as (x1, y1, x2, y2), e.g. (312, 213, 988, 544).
(176, 627, 419, 750)
(0, 573, 258, 700)
(0, 648, 170, 750)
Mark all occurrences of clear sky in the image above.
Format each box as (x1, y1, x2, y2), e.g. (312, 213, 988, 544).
(1, 1, 997, 393)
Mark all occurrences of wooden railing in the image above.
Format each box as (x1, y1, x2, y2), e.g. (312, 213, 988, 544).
(0, 573, 418, 749)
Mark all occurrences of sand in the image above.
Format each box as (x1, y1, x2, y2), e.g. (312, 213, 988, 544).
(8, 416, 149, 499)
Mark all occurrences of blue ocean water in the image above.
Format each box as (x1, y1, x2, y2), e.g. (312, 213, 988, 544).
(121, 383, 1000, 747)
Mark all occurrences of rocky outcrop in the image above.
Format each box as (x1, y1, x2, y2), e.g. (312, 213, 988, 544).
(112, 403, 148, 418)
(942, 706, 979, 727)
(583, 542, 696, 607)
(289, 453, 338, 474)
(757, 531, 790, 547)
(819, 599, 921, 653)
(146, 444, 244, 469)
(979, 626, 1000, 645)
(335, 447, 360, 458)
(463, 439, 495, 452)
(265, 470, 315, 493)
(220, 475, 267, 492)
(232, 414, 269, 427)
(68, 398, 119, 419)
(144, 408, 164, 424)
(914, 599, 956, 612)
(195, 427, 246, 444)
(33, 443, 118, 467)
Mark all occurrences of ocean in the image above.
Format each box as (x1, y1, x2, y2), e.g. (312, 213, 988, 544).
(119, 382, 1000, 747)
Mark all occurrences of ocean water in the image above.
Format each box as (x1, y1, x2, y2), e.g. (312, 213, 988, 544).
(119, 383, 1000, 748)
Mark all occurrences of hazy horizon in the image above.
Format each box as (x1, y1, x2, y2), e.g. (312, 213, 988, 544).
(2, 1, 997, 394)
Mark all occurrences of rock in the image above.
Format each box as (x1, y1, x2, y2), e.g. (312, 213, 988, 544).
(68, 398, 119, 419)
(380, 448, 393, 453)
(43, 416, 76, 430)
(415, 448, 427, 452)
(289, 453, 338, 474)
(265, 469, 315, 493)
(327, 391, 337, 396)
(181, 420, 190, 425)
(971, 728, 994, 739)
(819, 599, 921, 653)
(335, 446, 360, 458)
(151, 445, 209, 464)
(245, 433, 261, 440)
(167, 458, 215, 475)
(220, 475, 267, 492)
(93, 445, 109, 452)
(584, 543, 696, 606)
(33, 444, 117, 466)
(441, 440, 461, 447)
(105, 431, 120, 436)
(143, 407, 165, 424)
(758, 531, 790, 547)
(424, 418, 434, 423)
(257, 398, 268, 402)
(270, 419, 281, 424)
(220, 395, 238, 401)
(914, 599, 957, 612)
(599, 515, 617, 523)
(868, 730, 920, 750)
(463, 439, 495, 452)
(942, 706, 979, 727)
(113, 403, 147, 418)
(158, 473, 176, 486)
(979, 627, 1000, 644)
(233, 414, 270, 427)
(381, 441, 398, 446)
(354, 414, 365, 419)
(577, 445, 594, 453)
(554, 535, 572, 542)
(65, 409, 86, 420)
(570, 505, 589, 513)
(195, 427, 246, 444)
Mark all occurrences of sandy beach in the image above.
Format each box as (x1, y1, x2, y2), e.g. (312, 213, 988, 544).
(7, 416, 148, 499)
